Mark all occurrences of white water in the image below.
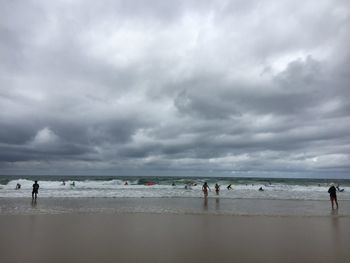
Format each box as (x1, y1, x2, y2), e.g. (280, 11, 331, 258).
(1, 179, 349, 200)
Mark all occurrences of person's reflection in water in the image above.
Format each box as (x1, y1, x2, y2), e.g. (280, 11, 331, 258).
(330, 206, 342, 262)
(31, 198, 37, 208)
(331, 208, 338, 216)
(203, 196, 208, 211)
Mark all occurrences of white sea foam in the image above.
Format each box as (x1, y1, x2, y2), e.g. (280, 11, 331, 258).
(1, 179, 349, 200)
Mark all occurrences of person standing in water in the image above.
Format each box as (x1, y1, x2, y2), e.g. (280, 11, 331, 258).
(202, 182, 210, 197)
(328, 183, 338, 209)
(215, 183, 220, 195)
(32, 180, 39, 200)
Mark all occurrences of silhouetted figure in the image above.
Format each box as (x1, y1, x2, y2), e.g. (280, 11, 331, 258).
(259, 187, 264, 191)
(32, 181, 39, 200)
(215, 183, 220, 195)
(171, 182, 176, 186)
(202, 182, 210, 197)
(124, 181, 129, 185)
(328, 184, 339, 209)
(71, 181, 75, 187)
(227, 184, 232, 190)
(15, 183, 21, 190)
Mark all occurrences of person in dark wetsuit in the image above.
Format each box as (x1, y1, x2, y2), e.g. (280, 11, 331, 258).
(202, 182, 210, 197)
(215, 183, 220, 195)
(32, 181, 39, 200)
(227, 184, 232, 190)
(328, 184, 338, 209)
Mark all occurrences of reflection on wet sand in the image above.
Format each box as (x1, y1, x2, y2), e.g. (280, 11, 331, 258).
(215, 197, 220, 211)
(31, 199, 37, 208)
(203, 196, 208, 211)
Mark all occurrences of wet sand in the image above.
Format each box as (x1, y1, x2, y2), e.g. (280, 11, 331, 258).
(0, 212, 349, 263)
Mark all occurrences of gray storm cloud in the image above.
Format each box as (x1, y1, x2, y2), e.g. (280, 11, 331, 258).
(0, 0, 349, 177)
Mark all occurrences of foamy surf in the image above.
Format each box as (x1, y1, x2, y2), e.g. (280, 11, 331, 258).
(0, 176, 349, 200)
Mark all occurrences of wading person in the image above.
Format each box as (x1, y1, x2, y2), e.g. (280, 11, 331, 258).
(328, 183, 338, 209)
(202, 182, 210, 197)
(215, 183, 220, 195)
(32, 180, 39, 200)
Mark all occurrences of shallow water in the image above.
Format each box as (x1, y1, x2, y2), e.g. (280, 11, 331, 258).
(1, 197, 349, 217)
(1, 176, 349, 200)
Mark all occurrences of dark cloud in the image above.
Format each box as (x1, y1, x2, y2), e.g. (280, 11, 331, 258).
(0, 0, 350, 177)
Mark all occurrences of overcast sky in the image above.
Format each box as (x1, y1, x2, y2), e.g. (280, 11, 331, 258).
(1, 0, 349, 178)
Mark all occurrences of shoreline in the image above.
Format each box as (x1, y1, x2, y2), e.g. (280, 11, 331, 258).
(1, 197, 350, 217)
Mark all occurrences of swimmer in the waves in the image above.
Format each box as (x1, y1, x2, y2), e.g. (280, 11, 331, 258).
(202, 182, 210, 197)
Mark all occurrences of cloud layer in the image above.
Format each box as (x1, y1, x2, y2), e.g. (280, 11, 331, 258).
(1, 0, 350, 177)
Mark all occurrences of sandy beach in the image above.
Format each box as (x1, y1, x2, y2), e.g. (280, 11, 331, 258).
(1, 209, 349, 263)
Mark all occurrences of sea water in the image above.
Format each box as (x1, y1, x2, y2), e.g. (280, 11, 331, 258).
(0, 175, 349, 201)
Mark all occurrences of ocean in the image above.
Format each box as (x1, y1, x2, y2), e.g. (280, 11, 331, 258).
(1, 175, 350, 216)
(0, 175, 349, 201)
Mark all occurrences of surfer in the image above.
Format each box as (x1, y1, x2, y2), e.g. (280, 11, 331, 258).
(227, 184, 232, 190)
(258, 187, 264, 191)
(328, 184, 339, 209)
(32, 180, 39, 200)
(202, 182, 210, 197)
(215, 183, 220, 195)
(15, 183, 21, 190)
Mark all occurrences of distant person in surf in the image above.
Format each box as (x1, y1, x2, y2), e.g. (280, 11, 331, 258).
(215, 183, 220, 195)
(32, 181, 39, 200)
(336, 184, 344, 192)
(202, 182, 210, 197)
(15, 183, 21, 190)
(184, 184, 191, 190)
(328, 183, 339, 209)
(258, 187, 264, 191)
(227, 184, 232, 190)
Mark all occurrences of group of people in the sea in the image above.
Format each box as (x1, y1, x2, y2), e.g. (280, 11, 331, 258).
(201, 182, 267, 196)
(201, 181, 268, 195)
(61, 181, 75, 187)
(14, 179, 345, 210)
(201, 181, 342, 210)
